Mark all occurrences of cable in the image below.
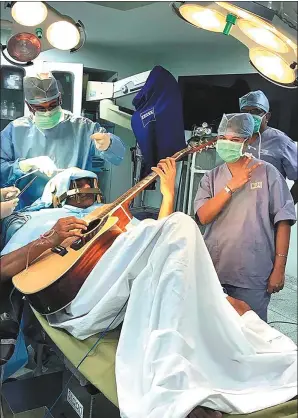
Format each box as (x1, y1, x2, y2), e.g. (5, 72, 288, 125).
(0, 366, 4, 418)
(268, 321, 297, 326)
(9, 287, 20, 327)
(43, 299, 128, 418)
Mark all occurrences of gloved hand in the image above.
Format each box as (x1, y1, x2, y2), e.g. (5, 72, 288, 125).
(19, 156, 57, 177)
(91, 132, 111, 151)
(0, 198, 19, 219)
(0, 186, 20, 202)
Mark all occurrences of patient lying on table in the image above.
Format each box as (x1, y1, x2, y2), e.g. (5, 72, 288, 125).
(1, 164, 297, 418)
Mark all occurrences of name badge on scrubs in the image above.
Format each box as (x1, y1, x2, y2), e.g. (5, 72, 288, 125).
(251, 181, 263, 190)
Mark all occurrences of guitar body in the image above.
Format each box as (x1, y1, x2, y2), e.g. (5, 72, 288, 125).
(13, 205, 132, 315)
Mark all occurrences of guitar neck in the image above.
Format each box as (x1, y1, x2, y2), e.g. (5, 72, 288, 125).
(110, 137, 216, 211)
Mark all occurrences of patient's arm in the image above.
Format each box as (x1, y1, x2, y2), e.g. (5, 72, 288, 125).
(152, 157, 176, 219)
(226, 296, 251, 316)
(0, 217, 87, 282)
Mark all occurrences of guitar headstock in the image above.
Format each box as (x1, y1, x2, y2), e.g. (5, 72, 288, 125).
(188, 122, 216, 153)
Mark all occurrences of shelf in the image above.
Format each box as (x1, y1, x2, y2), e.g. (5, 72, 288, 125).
(0, 87, 23, 91)
(0, 117, 17, 121)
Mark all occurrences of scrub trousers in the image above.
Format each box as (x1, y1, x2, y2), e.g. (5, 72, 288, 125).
(223, 285, 271, 322)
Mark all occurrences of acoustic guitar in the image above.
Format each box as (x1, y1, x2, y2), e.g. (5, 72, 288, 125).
(13, 138, 216, 315)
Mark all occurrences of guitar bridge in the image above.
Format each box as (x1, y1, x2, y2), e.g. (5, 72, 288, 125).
(51, 245, 68, 256)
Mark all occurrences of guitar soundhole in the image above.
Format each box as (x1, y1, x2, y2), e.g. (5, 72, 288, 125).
(70, 217, 107, 250)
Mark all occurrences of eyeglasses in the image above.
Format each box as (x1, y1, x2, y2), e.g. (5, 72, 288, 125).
(218, 136, 245, 143)
(31, 100, 60, 113)
(241, 108, 266, 116)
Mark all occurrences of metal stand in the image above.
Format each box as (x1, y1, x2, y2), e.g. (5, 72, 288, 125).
(129, 143, 159, 220)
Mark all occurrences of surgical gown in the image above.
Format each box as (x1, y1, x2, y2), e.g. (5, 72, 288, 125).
(194, 161, 296, 290)
(248, 127, 298, 180)
(0, 111, 125, 187)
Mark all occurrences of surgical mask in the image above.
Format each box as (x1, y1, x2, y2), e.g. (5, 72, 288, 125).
(34, 106, 63, 130)
(252, 114, 263, 133)
(216, 139, 245, 163)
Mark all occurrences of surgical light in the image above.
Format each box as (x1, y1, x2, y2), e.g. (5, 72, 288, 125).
(238, 20, 289, 53)
(179, 4, 226, 33)
(47, 21, 80, 50)
(250, 48, 296, 85)
(216, 2, 253, 20)
(11, 1, 48, 27)
(6, 32, 41, 62)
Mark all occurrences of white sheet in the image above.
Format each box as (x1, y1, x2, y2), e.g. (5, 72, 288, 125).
(48, 213, 297, 417)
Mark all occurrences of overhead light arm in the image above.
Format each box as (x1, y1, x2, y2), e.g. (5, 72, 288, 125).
(70, 20, 87, 53)
(86, 71, 150, 101)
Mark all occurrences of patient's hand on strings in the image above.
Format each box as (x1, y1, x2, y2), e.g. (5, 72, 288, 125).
(50, 217, 88, 246)
(152, 157, 176, 199)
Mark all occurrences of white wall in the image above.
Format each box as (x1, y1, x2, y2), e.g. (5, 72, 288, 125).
(39, 43, 152, 79)
(149, 37, 256, 79)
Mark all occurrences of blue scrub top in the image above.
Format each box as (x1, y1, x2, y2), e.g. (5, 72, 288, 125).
(194, 160, 296, 290)
(248, 127, 298, 180)
(0, 111, 126, 192)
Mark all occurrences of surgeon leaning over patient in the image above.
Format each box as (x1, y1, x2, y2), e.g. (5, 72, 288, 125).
(0, 72, 125, 198)
(195, 113, 296, 322)
(239, 90, 298, 203)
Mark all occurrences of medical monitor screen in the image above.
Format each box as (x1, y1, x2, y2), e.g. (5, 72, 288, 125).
(179, 73, 298, 141)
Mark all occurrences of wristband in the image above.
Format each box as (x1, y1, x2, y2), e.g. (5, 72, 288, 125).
(276, 253, 287, 258)
(224, 185, 233, 195)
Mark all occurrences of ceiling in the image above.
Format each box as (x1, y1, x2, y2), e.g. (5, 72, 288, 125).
(0, 1, 297, 50)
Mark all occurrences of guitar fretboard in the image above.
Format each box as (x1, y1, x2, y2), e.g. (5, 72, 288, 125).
(100, 138, 216, 215)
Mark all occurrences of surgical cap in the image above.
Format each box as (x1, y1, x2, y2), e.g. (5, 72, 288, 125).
(239, 90, 270, 113)
(218, 113, 254, 139)
(23, 72, 60, 104)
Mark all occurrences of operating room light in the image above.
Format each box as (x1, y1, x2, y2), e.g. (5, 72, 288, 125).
(216, 2, 252, 20)
(179, 4, 226, 33)
(46, 21, 80, 50)
(250, 48, 296, 84)
(11, 1, 48, 27)
(238, 20, 289, 54)
(7, 32, 41, 62)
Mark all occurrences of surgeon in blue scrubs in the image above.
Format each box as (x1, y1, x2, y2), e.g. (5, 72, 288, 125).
(194, 113, 296, 322)
(239, 90, 298, 203)
(0, 72, 125, 205)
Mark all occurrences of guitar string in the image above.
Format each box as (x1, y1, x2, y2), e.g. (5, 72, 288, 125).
(56, 141, 216, 246)
(96, 140, 215, 218)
